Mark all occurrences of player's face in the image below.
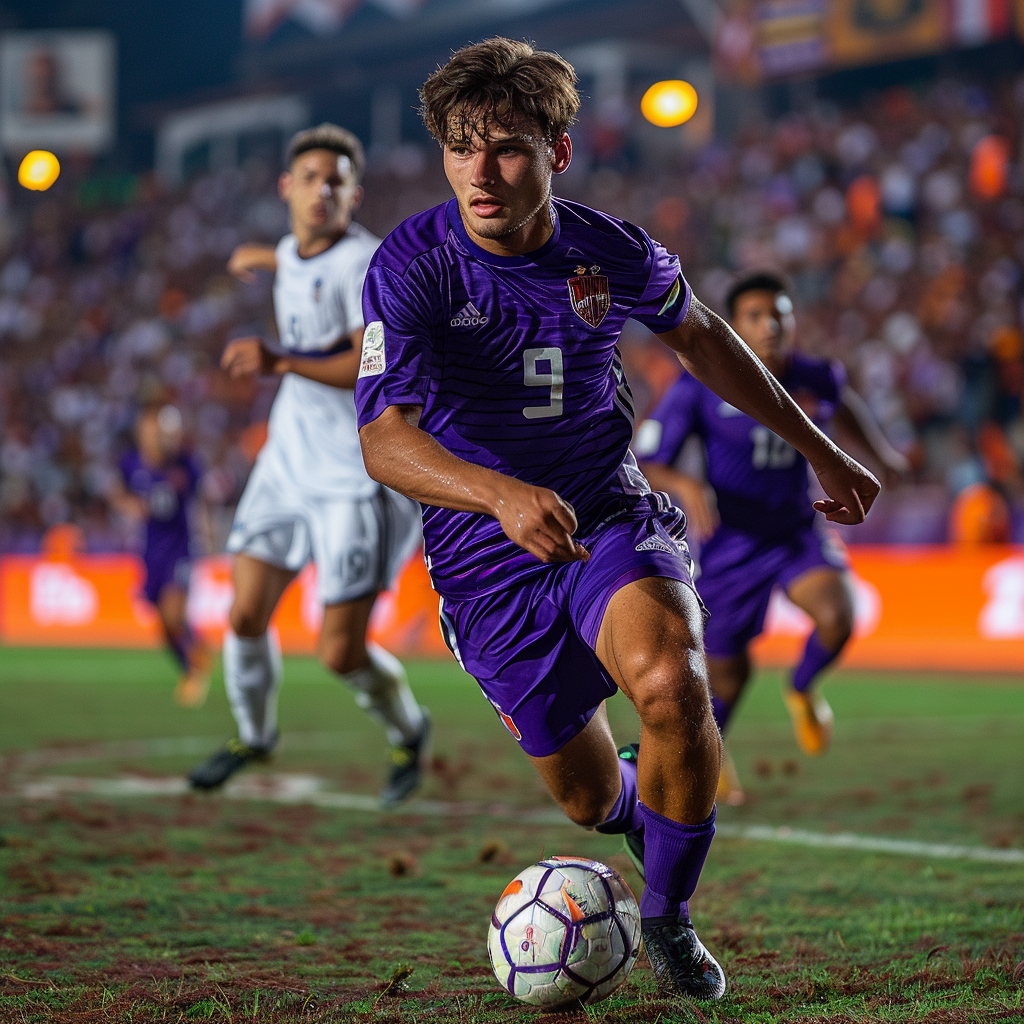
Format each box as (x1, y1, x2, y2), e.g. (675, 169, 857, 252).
(279, 149, 362, 240)
(731, 290, 794, 372)
(443, 119, 571, 254)
(135, 414, 163, 465)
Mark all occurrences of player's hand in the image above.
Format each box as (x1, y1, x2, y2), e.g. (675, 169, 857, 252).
(811, 448, 880, 525)
(493, 481, 590, 564)
(673, 477, 719, 543)
(227, 244, 276, 283)
(221, 337, 283, 378)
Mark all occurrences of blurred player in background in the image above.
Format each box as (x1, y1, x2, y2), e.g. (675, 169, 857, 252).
(355, 39, 879, 1000)
(636, 272, 908, 803)
(188, 124, 428, 805)
(111, 403, 211, 707)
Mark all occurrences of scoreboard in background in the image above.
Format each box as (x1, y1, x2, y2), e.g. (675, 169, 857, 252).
(716, 0, 1019, 82)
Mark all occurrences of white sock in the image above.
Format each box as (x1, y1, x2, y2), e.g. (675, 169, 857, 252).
(223, 629, 282, 750)
(342, 643, 425, 746)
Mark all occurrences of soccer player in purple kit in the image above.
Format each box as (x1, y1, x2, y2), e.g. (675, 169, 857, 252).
(354, 40, 879, 1000)
(636, 273, 908, 803)
(111, 404, 211, 707)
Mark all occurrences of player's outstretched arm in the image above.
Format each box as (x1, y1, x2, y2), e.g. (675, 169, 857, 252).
(106, 480, 147, 521)
(220, 332, 363, 389)
(275, 329, 364, 389)
(835, 385, 911, 488)
(227, 244, 277, 283)
(657, 297, 880, 525)
(359, 405, 589, 563)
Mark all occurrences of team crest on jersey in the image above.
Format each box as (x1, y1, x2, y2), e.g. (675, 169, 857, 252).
(567, 265, 611, 329)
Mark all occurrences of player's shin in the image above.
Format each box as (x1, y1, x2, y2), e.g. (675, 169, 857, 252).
(637, 802, 716, 925)
(342, 642, 424, 745)
(223, 629, 282, 750)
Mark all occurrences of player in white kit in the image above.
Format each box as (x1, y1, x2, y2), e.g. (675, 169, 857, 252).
(188, 124, 429, 805)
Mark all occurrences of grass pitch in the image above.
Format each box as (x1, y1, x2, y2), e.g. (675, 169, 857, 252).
(0, 646, 1022, 1022)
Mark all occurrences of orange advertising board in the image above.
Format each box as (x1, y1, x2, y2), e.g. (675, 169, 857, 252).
(0, 550, 449, 660)
(1, 546, 1023, 672)
(753, 546, 1024, 671)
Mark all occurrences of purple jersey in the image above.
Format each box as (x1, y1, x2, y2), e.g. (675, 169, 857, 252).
(119, 449, 201, 567)
(356, 197, 690, 599)
(635, 353, 846, 537)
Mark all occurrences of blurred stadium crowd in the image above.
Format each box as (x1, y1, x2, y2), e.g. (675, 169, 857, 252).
(1, 72, 1023, 554)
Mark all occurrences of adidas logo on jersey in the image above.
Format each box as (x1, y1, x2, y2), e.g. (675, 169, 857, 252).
(450, 301, 489, 327)
(635, 535, 676, 554)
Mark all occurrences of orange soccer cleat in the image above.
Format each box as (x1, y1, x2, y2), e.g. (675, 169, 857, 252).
(782, 687, 834, 756)
(175, 668, 210, 709)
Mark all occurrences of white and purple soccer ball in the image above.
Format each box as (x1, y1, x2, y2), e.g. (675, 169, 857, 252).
(487, 856, 642, 1009)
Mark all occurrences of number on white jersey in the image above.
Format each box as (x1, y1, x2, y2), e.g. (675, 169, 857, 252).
(522, 347, 564, 420)
(750, 425, 796, 469)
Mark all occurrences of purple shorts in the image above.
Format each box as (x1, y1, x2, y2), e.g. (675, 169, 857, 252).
(143, 550, 191, 605)
(698, 524, 848, 658)
(436, 493, 700, 758)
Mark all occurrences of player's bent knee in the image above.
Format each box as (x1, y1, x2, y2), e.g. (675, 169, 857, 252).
(817, 604, 854, 649)
(557, 789, 618, 828)
(319, 640, 366, 677)
(631, 659, 712, 736)
(229, 604, 270, 639)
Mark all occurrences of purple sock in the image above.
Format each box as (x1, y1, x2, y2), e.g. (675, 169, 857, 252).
(711, 693, 736, 734)
(594, 752, 641, 835)
(638, 802, 716, 923)
(792, 631, 841, 693)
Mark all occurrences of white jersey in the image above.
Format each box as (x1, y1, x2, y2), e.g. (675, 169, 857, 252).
(263, 222, 381, 498)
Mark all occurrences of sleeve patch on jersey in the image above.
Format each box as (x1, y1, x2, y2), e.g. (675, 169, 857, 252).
(358, 321, 386, 377)
(634, 419, 663, 457)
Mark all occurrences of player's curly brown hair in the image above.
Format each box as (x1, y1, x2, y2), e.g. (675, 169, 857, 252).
(420, 38, 580, 146)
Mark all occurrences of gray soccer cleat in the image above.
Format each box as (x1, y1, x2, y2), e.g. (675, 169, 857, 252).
(188, 737, 273, 790)
(380, 709, 431, 808)
(642, 917, 727, 1001)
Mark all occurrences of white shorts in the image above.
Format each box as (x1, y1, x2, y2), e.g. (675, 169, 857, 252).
(227, 458, 421, 605)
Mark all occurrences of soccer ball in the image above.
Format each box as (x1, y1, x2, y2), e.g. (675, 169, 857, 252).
(487, 855, 641, 1008)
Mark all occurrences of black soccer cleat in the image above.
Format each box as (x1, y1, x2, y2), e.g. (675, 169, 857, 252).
(379, 709, 431, 808)
(642, 917, 727, 1001)
(616, 743, 646, 880)
(187, 737, 272, 791)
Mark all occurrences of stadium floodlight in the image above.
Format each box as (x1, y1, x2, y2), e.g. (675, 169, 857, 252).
(18, 150, 61, 191)
(641, 80, 698, 127)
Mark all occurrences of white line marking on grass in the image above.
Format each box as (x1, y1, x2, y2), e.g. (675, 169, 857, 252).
(714, 824, 1024, 865)
(8, 773, 1024, 865)
(2, 733, 359, 772)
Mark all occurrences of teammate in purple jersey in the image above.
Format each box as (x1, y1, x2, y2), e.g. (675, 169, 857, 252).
(111, 404, 211, 707)
(636, 273, 908, 804)
(354, 39, 879, 1001)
